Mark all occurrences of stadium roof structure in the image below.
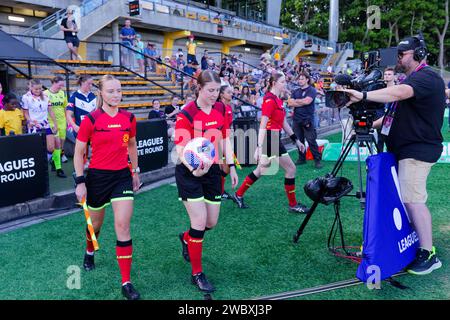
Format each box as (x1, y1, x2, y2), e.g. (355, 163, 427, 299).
(0, 30, 72, 79)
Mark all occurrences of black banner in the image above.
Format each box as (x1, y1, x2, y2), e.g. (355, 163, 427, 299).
(129, 0, 140, 16)
(0, 133, 49, 207)
(136, 120, 168, 173)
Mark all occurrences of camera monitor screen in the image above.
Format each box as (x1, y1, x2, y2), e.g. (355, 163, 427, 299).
(325, 90, 350, 109)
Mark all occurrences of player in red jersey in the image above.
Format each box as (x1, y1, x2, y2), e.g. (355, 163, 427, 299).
(231, 71, 310, 214)
(217, 83, 234, 200)
(73, 75, 141, 300)
(175, 70, 238, 293)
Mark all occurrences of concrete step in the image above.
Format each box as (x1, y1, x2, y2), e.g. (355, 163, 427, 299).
(55, 59, 112, 66)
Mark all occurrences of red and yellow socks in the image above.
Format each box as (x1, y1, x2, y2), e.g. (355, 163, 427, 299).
(236, 172, 259, 197)
(284, 177, 297, 207)
(116, 239, 133, 284)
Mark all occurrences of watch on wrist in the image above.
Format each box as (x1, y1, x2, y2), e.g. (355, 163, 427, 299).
(132, 167, 140, 174)
(362, 91, 367, 101)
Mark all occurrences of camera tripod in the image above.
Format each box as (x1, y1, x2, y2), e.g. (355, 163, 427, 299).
(293, 129, 381, 259)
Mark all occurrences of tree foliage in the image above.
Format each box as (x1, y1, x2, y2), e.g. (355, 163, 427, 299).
(281, 0, 449, 67)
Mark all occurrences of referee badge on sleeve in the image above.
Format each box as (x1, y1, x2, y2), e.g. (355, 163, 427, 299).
(123, 133, 130, 146)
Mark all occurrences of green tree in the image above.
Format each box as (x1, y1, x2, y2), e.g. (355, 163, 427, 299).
(281, 0, 449, 68)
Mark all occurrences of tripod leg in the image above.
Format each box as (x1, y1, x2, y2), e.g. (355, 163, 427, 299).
(331, 135, 356, 177)
(293, 201, 320, 243)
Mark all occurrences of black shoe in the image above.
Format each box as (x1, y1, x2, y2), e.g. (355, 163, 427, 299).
(289, 203, 310, 214)
(121, 282, 141, 300)
(179, 232, 190, 262)
(49, 160, 56, 171)
(231, 193, 249, 209)
(296, 159, 306, 165)
(407, 247, 442, 275)
(221, 191, 231, 200)
(314, 161, 324, 169)
(83, 253, 95, 271)
(56, 169, 67, 178)
(191, 272, 216, 293)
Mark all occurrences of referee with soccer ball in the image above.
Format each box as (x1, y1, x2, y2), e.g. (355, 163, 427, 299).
(175, 70, 238, 293)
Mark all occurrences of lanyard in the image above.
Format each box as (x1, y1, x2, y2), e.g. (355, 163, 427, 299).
(386, 63, 428, 115)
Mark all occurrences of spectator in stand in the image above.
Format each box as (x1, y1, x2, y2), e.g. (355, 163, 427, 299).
(144, 43, 157, 72)
(169, 54, 178, 84)
(165, 96, 181, 140)
(240, 86, 251, 104)
(0, 93, 25, 136)
(147, 99, 165, 120)
(186, 34, 198, 65)
(120, 19, 136, 69)
(134, 34, 145, 75)
(201, 50, 209, 71)
(60, 9, 82, 61)
(176, 48, 184, 59)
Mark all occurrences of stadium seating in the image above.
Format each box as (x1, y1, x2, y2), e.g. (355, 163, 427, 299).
(12, 60, 184, 120)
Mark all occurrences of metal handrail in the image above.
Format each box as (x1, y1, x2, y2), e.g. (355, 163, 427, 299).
(208, 52, 270, 76)
(23, 0, 110, 38)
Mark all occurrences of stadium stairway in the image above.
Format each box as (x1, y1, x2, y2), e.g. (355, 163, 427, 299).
(12, 59, 185, 120)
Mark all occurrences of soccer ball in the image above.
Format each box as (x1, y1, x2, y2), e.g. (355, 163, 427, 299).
(183, 137, 215, 170)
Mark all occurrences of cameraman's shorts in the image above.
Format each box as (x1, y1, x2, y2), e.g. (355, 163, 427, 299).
(398, 158, 434, 203)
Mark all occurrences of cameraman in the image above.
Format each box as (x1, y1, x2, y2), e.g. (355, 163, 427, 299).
(344, 37, 445, 276)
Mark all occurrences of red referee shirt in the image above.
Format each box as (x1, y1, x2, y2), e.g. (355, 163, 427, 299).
(77, 108, 136, 170)
(261, 91, 285, 131)
(174, 101, 228, 163)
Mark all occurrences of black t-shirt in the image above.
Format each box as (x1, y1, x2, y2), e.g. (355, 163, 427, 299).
(385, 66, 445, 163)
(61, 18, 78, 38)
(148, 110, 164, 120)
(292, 85, 317, 123)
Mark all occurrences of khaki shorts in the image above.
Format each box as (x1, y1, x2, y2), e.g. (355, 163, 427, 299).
(398, 158, 434, 203)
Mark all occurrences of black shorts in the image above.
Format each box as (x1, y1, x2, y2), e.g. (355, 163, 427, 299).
(261, 130, 288, 159)
(175, 164, 222, 204)
(187, 54, 198, 65)
(86, 168, 133, 210)
(65, 36, 80, 47)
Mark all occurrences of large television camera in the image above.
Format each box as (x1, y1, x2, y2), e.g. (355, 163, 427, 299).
(325, 49, 397, 134)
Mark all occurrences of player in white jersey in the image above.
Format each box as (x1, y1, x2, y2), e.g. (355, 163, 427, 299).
(22, 79, 59, 166)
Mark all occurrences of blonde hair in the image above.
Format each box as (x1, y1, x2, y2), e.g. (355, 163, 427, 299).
(96, 74, 120, 109)
(29, 79, 44, 99)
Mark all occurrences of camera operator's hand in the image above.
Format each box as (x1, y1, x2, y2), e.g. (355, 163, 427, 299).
(341, 89, 363, 106)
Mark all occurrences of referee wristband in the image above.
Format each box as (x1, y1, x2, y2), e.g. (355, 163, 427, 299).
(290, 133, 298, 143)
(74, 175, 86, 185)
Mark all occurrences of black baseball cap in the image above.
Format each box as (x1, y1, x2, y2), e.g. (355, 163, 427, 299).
(397, 37, 421, 52)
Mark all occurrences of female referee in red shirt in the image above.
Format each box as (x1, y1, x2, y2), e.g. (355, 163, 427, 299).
(231, 71, 310, 214)
(175, 70, 238, 293)
(74, 75, 141, 300)
(217, 83, 234, 199)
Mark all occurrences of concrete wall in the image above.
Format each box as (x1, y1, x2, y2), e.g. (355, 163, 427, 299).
(139, 6, 282, 47)
(7, 0, 81, 10)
